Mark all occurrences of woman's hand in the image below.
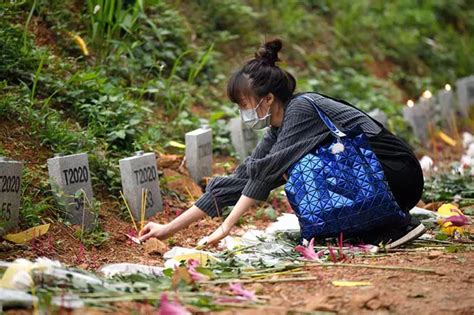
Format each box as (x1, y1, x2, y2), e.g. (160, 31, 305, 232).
(206, 223, 231, 245)
(137, 206, 207, 243)
(201, 195, 256, 247)
(138, 222, 170, 242)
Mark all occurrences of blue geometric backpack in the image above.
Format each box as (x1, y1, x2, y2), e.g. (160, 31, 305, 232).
(284, 94, 408, 242)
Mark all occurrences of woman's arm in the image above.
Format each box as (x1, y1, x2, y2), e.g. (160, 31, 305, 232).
(138, 205, 206, 242)
(202, 96, 330, 244)
(138, 128, 279, 242)
(192, 127, 279, 218)
(205, 195, 256, 244)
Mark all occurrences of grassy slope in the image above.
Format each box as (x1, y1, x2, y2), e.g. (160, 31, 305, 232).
(0, 0, 473, 233)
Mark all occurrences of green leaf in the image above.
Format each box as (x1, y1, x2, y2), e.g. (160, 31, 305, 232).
(435, 233, 448, 241)
(74, 190, 85, 199)
(445, 245, 467, 253)
(209, 111, 225, 122)
(129, 118, 141, 126)
(115, 130, 126, 139)
(195, 266, 215, 278)
(265, 206, 277, 221)
(163, 268, 173, 277)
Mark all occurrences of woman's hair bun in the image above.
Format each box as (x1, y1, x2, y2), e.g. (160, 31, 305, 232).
(255, 38, 283, 66)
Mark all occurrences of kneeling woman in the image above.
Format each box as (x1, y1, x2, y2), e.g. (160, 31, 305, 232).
(139, 39, 425, 248)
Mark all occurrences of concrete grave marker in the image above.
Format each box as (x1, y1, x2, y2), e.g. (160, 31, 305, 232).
(437, 89, 456, 131)
(367, 109, 388, 127)
(0, 157, 22, 235)
(185, 126, 212, 184)
(402, 106, 415, 136)
(403, 101, 430, 143)
(229, 118, 259, 160)
(47, 153, 96, 229)
(456, 75, 474, 117)
(119, 151, 162, 220)
(419, 96, 435, 141)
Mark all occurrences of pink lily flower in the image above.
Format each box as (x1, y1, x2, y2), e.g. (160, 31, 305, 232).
(229, 283, 256, 301)
(295, 238, 323, 260)
(157, 293, 189, 315)
(187, 259, 207, 282)
(187, 258, 200, 268)
(356, 244, 379, 253)
(442, 215, 470, 227)
(328, 244, 337, 263)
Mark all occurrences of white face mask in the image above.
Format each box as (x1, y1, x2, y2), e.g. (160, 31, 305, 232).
(239, 97, 271, 130)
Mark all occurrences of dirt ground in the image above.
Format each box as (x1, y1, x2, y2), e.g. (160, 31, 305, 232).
(211, 250, 474, 315)
(1, 118, 474, 314)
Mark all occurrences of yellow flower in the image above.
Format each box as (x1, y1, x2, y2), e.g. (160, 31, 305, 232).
(437, 203, 465, 236)
(437, 203, 461, 217)
(438, 131, 457, 147)
(68, 32, 89, 56)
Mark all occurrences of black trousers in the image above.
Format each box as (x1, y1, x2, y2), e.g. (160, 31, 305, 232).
(369, 128, 424, 213)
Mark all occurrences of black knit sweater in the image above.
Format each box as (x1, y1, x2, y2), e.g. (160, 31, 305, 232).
(194, 92, 417, 217)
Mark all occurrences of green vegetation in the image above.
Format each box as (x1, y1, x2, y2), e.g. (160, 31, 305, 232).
(423, 173, 474, 207)
(0, 0, 473, 232)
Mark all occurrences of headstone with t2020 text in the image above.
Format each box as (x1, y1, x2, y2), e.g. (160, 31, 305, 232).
(119, 151, 163, 220)
(47, 153, 96, 229)
(0, 157, 22, 235)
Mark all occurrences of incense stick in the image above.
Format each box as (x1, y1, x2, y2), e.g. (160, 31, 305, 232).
(140, 188, 145, 230)
(119, 190, 138, 232)
(143, 188, 148, 224)
(184, 185, 195, 202)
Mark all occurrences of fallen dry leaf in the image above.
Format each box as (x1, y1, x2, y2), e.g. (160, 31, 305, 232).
(332, 280, 372, 287)
(3, 224, 50, 244)
(172, 266, 193, 288)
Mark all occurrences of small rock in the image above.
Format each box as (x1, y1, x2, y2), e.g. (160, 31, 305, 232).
(428, 250, 443, 259)
(273, 285, 283, 292)
(366, 298, 382, 310)
(250, 283, 264, 294)
(143, 238, 168, 255)
(351, 292, 379, 309)
(306, 296, 337, 312)
(408, 292, 425, 298)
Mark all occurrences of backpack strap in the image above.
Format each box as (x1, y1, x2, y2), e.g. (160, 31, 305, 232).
(311, 92, 386, 129)
(298, 95, 347, 138)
